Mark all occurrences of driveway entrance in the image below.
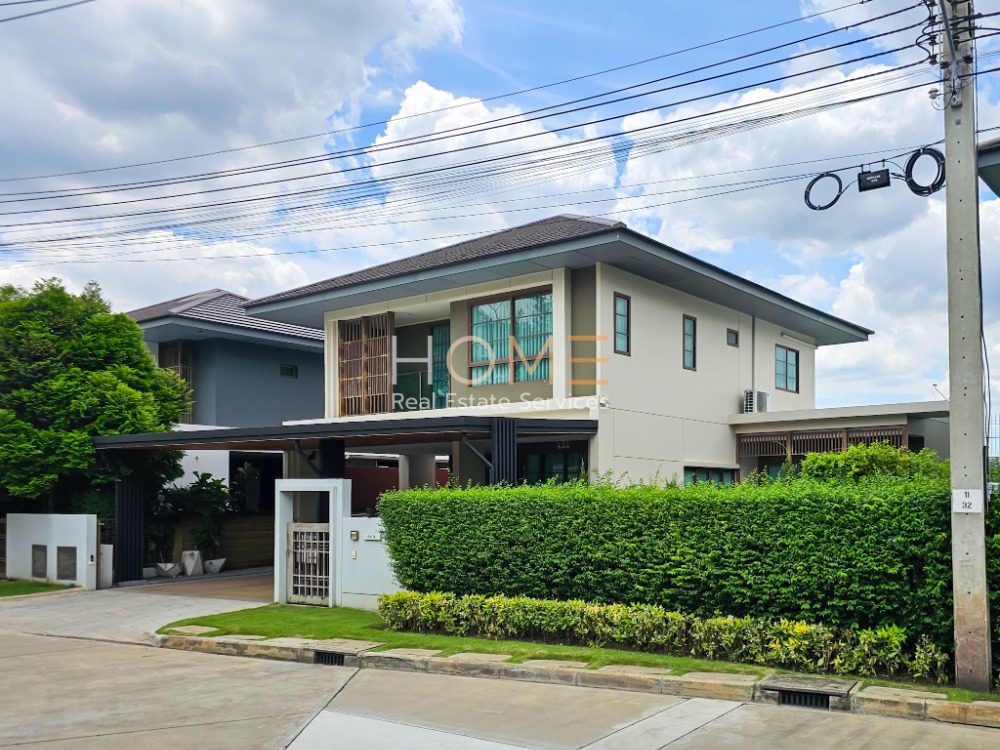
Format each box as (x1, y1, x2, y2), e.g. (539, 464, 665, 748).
(133, 571, 273, 603)
(0, 584, 265, 645)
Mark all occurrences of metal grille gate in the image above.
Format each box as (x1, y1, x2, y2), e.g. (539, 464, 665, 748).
(287, 523, 331, 605)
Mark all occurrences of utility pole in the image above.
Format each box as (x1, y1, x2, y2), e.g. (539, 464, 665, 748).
(940, 0, 992, 692)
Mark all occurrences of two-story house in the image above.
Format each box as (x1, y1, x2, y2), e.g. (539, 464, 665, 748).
(97, 214, 950, 584)
(239, 214, 947, 484)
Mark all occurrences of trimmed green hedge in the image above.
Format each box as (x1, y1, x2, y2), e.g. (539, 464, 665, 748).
(377, 591, 950, 682)
(378, 478, 1000, 653)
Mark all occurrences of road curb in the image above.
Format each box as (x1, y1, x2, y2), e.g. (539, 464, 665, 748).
(151, 633, 1000, 730)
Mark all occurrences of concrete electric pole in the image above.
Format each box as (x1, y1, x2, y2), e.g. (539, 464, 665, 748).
(940, 0, 992, 692)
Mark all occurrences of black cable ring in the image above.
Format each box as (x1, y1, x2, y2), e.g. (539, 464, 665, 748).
(904, 146, 946, 196)
(804, 172, 844, 210)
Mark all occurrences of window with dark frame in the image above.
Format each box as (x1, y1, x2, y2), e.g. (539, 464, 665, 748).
(279, 364, 299, 379)
(775, 344, 799, 392)
(727, 329, 739, 347)
(683, 467, 736, 485)
(469, 290, 552, 385)
(614, 293, 631, 355)
(682, 315, 697, 370)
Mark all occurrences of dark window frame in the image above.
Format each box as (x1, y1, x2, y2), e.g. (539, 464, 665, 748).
(775, 344, 800, 393)
(682, 315, 697, 371)
(279, 364, 299, 379)
(727, 328, 739, 347)
(613, 292, 631, 356)
(467, 286, 553, 385)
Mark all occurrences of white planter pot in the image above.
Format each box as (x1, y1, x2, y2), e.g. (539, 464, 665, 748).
(181, 550, 204, 577)
(203, 558, 226, 575)
(156, 562, 183, 578)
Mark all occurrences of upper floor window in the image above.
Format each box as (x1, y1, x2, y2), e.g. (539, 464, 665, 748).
(776, 344, 799, 392)
(614, 293, 631, 355)
(682, 315, 696, 370)
(470, 291, 552, 385)
(159, 340, 194, 423)
(727, 329, 739, 347)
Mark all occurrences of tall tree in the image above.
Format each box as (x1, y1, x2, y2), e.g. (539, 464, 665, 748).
(0, 279, 190, 507)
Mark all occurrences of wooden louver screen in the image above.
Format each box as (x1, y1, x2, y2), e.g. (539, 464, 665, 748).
(847, 426, 904, 448)
(339, 313, 394, 416)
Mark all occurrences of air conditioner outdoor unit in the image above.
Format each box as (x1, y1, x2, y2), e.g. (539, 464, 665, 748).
(743, 389, 770, 414)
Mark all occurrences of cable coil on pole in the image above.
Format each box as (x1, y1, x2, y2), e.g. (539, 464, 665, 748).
(903, 146, 946, 196)
(803, 172, 845, 210)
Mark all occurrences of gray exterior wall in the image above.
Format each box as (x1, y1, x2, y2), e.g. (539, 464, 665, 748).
(189, 339, 323, 427)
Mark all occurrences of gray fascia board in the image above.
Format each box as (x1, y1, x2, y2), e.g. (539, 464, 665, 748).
(615, 231, 872, 344)
(244, 233, 620, 322)
(245, 229, 871, 344)
(138, 317, 324, 351)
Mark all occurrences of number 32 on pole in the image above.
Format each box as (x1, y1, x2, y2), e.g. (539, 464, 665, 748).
(952, 489, 983, 514)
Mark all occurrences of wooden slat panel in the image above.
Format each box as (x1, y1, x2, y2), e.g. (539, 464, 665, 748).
(339, 313, 394, 416)
(847, 426, 904, 448)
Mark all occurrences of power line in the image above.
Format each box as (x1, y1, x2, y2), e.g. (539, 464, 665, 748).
(0, 63, 936, 254)
(0, 6, 923, 204)
(0, 0, 879, 183)
(0, 44, 929, 228)
(0, 0, 94, 24)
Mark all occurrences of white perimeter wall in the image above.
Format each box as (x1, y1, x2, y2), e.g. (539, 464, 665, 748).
(6, 514, 97, 590)
(274, 479, 400, 611)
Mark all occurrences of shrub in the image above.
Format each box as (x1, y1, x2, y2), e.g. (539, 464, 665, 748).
(377, 591, 951, 682)
(379, 476, 970, 648)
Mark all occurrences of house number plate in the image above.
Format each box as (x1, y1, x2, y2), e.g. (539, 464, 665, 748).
(952, 489, 983, 514)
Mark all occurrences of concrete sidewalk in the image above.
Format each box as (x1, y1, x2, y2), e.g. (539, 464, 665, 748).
(289, 669, 1000, 750)
(1, 634, 997, 749)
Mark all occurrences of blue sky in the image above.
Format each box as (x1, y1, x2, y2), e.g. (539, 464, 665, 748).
(0, 0, 998, 410)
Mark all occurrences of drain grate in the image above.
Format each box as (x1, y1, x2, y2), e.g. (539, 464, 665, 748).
(778, 690, 830, 710)
(314, 651, 346, 666)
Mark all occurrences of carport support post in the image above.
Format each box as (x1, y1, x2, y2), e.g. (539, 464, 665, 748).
(490, 418, 518, 484)
(318, 438, 346, 478)
(114, 460, 146, 585)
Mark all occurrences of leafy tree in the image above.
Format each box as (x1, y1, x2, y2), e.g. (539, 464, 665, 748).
(0, 279, 190, 508)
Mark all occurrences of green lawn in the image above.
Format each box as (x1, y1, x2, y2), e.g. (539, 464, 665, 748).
(160, 604, 999, 702)
(0, 580, 72, 597)
(160, 603, 765, 676)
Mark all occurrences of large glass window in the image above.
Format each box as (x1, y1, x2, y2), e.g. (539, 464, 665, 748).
(776, 344, 799, 392)
(470, 300, 511, 385)
(470, 291, 552, 385)
(682, 315, 697, 370)
(431, 323, 451, 409)
(683, 467, 736, 485)
(614, 293, 630, 355)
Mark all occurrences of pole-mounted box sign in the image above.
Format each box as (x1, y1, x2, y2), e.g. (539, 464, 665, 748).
(858, 169, 891, 191)
(952, 489, 984, 514)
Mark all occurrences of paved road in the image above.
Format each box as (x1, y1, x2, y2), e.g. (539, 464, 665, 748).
(1, 587, 998, 749)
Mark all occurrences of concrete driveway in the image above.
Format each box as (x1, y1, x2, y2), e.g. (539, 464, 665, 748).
(0, 584, 264, 644)
(1, 634, 997, 750)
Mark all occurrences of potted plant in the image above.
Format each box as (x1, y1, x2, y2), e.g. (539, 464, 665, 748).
(186, 472, 234, 575)
(147, 489, 183, 576)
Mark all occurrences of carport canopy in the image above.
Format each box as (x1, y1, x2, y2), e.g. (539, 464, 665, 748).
(93, 415, 597, 584)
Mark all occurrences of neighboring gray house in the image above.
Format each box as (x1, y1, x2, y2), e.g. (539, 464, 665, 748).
(129, 289, 324, 428)
(128, 290, 325, 492)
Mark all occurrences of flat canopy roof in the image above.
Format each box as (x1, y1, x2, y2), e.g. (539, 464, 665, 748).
(93, 416, 599, 452)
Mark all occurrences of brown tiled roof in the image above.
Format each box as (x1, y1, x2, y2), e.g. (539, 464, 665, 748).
(249, 214, 625, 307)
(128, 289, 323, 340)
